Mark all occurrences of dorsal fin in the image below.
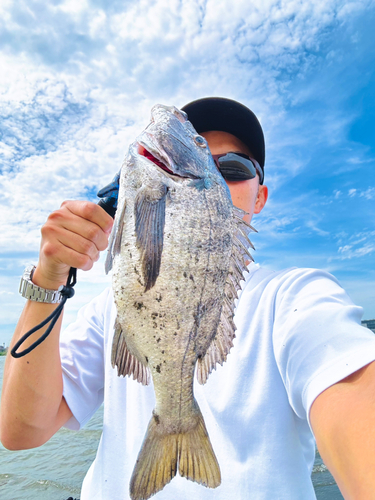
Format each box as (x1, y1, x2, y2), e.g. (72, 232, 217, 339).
(197, 206, 255, 384)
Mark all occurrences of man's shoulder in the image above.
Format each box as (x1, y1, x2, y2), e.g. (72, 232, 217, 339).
(246, 264, 340, 286)
(242, 265, 343, 306)
(244, 263, 297, 289)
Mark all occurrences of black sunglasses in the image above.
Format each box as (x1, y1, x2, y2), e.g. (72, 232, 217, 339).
(212, 152, 264, 184)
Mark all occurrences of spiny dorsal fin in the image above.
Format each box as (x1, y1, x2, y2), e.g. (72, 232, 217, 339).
(111, 319, 150, 385)
(197, 205, 255, 384)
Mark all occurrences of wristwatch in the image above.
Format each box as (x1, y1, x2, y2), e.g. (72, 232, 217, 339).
(19, 265, 64, 304)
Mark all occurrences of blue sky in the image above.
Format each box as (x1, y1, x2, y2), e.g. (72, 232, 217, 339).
(0, 0, 374, 345)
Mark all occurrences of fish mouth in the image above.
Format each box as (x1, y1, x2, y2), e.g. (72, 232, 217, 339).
(138, 144, 188, 179)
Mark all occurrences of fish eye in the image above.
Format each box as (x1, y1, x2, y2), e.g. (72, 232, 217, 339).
(194, 135, 206, 148)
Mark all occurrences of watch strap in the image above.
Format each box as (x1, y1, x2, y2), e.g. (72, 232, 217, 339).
(19, 265, 63, 304)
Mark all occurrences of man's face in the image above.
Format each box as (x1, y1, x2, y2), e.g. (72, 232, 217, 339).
(201, 131, 268, 223)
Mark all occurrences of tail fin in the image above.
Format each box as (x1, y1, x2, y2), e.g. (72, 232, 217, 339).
(130, 411, 221, 500)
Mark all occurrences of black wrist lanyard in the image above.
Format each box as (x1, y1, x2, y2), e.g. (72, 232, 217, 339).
(10, 182, 119, 359)
(11, 268, 77, 358)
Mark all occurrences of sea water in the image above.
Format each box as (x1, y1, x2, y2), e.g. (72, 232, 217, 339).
(0, 356, 343, 500)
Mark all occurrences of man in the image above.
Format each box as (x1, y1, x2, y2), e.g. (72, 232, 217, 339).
(1, 97, 375, 499)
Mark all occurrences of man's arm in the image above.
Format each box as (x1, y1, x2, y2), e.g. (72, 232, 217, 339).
(310, 360, 375, 500)
(0, 201, 113, 450)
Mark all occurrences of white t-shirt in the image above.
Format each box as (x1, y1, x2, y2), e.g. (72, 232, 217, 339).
(60, 265, 375, 500)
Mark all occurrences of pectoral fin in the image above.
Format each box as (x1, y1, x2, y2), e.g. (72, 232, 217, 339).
(105, 197, 126, 274)
(134, 183, 168, 291)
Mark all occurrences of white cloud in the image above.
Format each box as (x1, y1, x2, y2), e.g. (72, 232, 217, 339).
(334, 230, 375, 260)
(360, 187, 375, 200)
(338, 244, 375, 259)
(0, 0, 375, 341)
(338, 245, 353, 253)
(306, 221, 330, 237)
(341, 187, 375, 200)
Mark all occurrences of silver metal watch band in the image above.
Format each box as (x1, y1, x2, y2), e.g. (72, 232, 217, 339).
(19, 265, 63, 304)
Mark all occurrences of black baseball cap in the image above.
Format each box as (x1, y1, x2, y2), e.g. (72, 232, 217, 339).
(182, 97, 265, 183)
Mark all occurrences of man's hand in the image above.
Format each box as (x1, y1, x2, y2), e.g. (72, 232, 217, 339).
(0, 201, 113, 450)
(310, 360, 375, 499)
(34, 200, 113, 290)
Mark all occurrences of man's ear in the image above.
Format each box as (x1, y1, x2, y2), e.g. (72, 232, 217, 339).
(254, 185, 268, 214)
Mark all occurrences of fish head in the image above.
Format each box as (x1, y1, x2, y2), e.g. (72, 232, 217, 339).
(136, 104, 222, 183)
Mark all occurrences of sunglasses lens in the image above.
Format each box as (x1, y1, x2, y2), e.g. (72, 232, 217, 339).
(217, 153, 257, 181)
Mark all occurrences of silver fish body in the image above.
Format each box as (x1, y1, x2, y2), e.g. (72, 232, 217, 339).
(106, 105, 254, 500)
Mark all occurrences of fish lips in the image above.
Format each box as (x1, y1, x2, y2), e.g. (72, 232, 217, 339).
(138, 135, 201, 180)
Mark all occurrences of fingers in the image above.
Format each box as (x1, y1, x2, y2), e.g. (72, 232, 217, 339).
(48, 202, 112, 254)
(35, 201, 114, 289)
(61, 200, 114, 236)
(42, 224, 100, 269)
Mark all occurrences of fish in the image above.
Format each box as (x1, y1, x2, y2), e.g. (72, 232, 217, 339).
(105, 104, 255, 500)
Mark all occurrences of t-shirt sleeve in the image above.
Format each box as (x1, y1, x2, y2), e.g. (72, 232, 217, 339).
(272, 268, 375, 428)
(60, 287, 113, 430)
